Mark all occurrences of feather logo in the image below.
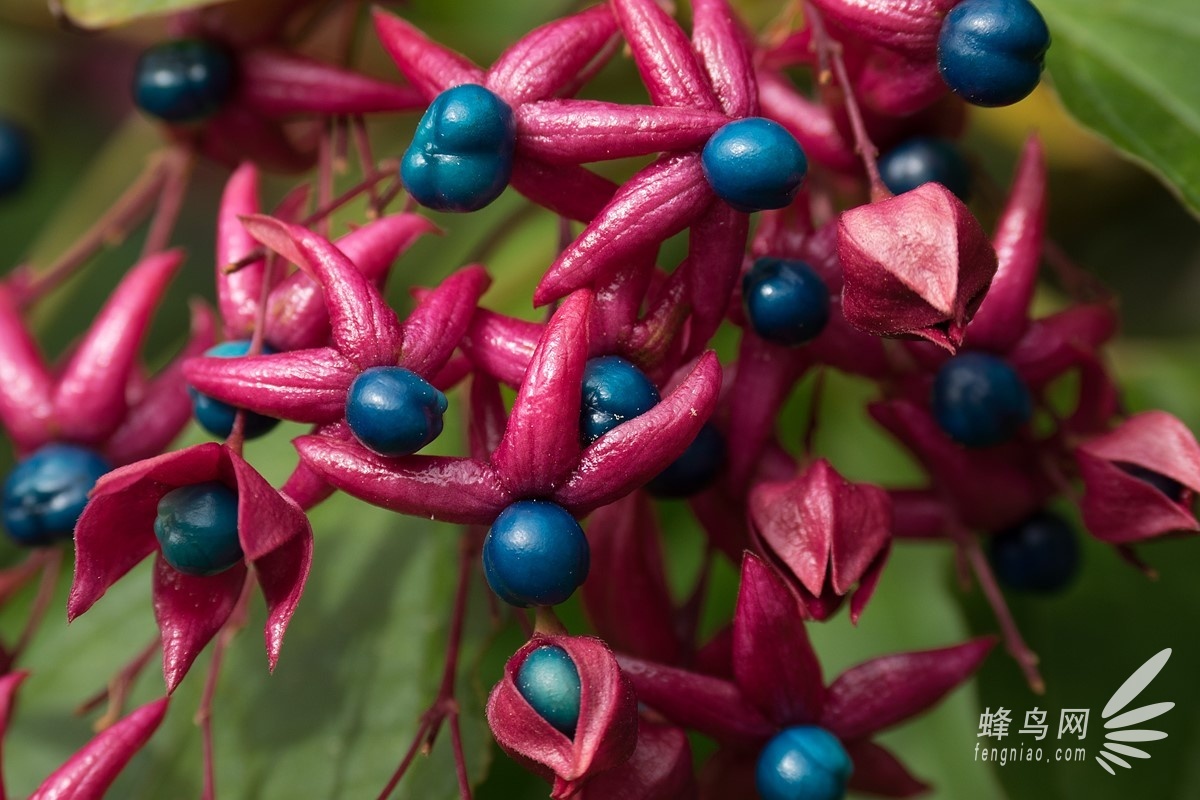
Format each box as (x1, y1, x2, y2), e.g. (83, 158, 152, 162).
(1095, 648, 1173, 775)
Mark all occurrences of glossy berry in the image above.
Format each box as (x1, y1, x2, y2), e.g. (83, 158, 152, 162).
(345, 367, 448, 457)
(742, 258, 831, 346)
(1119, 463, 1187, 503)
(878, 137, 971, 201)
(1, 444, 110, 546)
(646, 423, 726, 498)
(937, 0, 1051, 107)
(190, 340, 281, 440)
(756, 726, 853, 800)
(988, 511, 1080, 593)
(0, 118, 32, 198)
(701, 118, 808, 213)
(154, 482, 243, 577)
(932, 352, 1033, 448)
(580, 356, 661, 445)
(133, 39, 236, 123)
(401, 84, 516, 213)
(482, 500, 590, 607)
(516, 645, 582, 737)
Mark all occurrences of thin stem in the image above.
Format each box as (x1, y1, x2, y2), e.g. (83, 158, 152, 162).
(318, 122, 335, 240)
(448, 713, 472, 800)
(12, 546, 62, 662)
(461, 202, 541, 267)
(0, 549, 52, 608)
(141, 147, 195, 257)
(76, 635, 161, 731)
(533, 606, 568, 636)
(350, 116, 382, 219)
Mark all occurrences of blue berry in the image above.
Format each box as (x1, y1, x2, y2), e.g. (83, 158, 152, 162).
(154, 482, 243, 577)
(756, 726, 852, 800)
(580, 356, 660, 446)
(516, 645, 582, 736)
(401, 84, 516, 213)
(133, 39, 236, 123)
(988, 511, 1080, 593)
(482, 500, 590, 607)
(932, 353, 1032, 448)
(742, 258, 830, 346)
(878, 137, 971, 201)
(702, 118, 808, 212)
(189, 340, 281, 440)
(345, 367, 447, 457)
(646, 423, 726, 498)
(937, 0, 1050, 107)
(1119, 463, 1187, 503)
(1, 444, 111, 546)
(0, 118, 32, 198)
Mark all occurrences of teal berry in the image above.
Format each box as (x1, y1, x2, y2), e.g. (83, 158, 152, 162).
(987, 511, 1080, 593)
(516, 645, 583, 737)
(701, 118, 807, 213)
(1, 444, 111, 546)
(345, 366, 448, 457)
(189, 340, 281, 440)
(0, 118, 32, 198)
(401, 84, 516, 212)
(932, 352, 1033, 448)
(154, 482, 243, 577)
(482, 500, 590, 607)
(878, 137, 971, 202)
(742, 257, 831, 346)
(756, 726, 853, 800)
(133, 39, 236, 123)
(937, 0, 1050, 107)
(580, 356, 660, 446)
(646, 423, 726, 498)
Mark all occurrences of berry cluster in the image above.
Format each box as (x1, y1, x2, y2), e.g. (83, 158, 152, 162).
(0, 0, 1193, 798)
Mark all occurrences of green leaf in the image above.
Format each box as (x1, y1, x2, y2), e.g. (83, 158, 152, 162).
(1039, 0, 1200, 216)
(59, 0, 225, 29)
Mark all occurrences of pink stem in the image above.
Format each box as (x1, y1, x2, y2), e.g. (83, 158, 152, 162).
(350, 115, 383, 218)
(76, 635, 162, 731)
(12, 546, 62, 662)
(318, 122, 334, 240)
(141, 147, 195, 257)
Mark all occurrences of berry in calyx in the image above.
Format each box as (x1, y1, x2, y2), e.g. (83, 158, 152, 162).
(345, 366, 448, 457)
(937, 0, 1051, 107)
(401, 84, 516, 213)
(646, 423, 726, 498)
(878, 137, 971, 202)
(0, 118, 32, 198)
(190, 340, 281, 440)
(154, 482, 243, 577)
(742, 257, 831, 346)
(580, 356, 660, 446)
(516, 645, 583, 737)
(756, 726, 853, 800)
(702, 118, 808, 213)
(987, 510, 1080, 593)
(1, 444, 111, 546)
(482, 500, 590, 607)
(133, 39, 236, 124)
(932, 352, 1033, 448)
(1119, 463, 1188, 503)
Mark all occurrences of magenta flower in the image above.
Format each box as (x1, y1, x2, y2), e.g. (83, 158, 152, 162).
(69, 442, 313, 691)
(294, 290, 722, 523)
(578, 718, 696, 800)
(619, 554, 994, 797)
(487, 635, 638, 798)
(1076, 411, 1200, 543)
(0, 250, 212, 463)
(748, 459, 892, 622)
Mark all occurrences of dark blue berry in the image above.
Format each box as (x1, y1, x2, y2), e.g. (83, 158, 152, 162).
(646, 423, 726, 498)
(937, 0, 1050, 107)
(154, 482, 243, 577)
(345, 367, 448, 457)
(133, 39, 236, 123)
(0, 118, 32, 198)
(932, 353, 1032, 448)
(1, 444, 110, 546)
(701, 118, 808, 212)
(742, 257, 831, 346)
(482, 500, 590, 607)
(580, 356, 660, 446)
(756, 726, 852, 800)
(189, 340, 281, 440)
(988, 511, 1080, 593)
(401, 84, 516, 213)
(878, 137, 971, 201)
(516, 645, 582, 736)
(1118, 463, 1187, 503)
